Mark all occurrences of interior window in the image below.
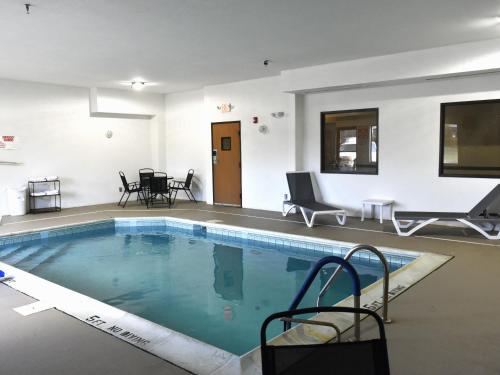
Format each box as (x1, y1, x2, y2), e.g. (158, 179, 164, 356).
(321, 109, 378, 174)
(440, 100, 500, 178)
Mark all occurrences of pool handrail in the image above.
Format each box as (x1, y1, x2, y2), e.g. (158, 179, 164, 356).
(286, 255, 361, 340)
(317, 244, 391, 323)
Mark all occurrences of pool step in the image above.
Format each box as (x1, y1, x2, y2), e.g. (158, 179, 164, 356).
(0, 244, 38, 264)
(0, 244, 29, 261)
(11, 245, 52, 267)
(28, 243, 73, 273)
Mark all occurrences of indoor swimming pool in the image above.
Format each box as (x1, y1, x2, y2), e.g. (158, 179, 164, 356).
(0, 218, 414, 356)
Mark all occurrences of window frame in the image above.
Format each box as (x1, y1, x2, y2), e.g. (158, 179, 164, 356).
(320, 108, 379, 175)
(439, 99, 500, 179)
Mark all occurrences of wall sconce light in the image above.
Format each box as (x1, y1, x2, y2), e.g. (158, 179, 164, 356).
(271, 112, 285, 118)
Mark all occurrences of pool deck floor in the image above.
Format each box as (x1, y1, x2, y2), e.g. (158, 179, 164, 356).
(1, 201, 499, 374)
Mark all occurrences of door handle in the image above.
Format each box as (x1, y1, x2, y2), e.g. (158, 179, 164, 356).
(212, 149, 218, 165)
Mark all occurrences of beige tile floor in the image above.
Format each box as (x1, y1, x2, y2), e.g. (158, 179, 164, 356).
(1, 201, 499, 374)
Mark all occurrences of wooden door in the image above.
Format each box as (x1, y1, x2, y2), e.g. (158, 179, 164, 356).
(212, 122, 241, 206)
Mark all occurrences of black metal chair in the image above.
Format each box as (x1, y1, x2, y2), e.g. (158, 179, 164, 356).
(170, 169, 197, 205)
(118, 171, 144, 208)
(261, 306, 390, 375)
(148, 175, 171, 208)
(139, 168, 154, 204)
(139, 168, 154, 188)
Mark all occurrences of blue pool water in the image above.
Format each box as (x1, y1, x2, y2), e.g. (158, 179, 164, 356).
(0, 221, 409, 355)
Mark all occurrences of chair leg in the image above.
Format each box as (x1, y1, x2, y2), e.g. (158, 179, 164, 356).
(283, 202, 296, 217)
(336, 212, 347, 225)
(392, 214, 439, 236)
(173, 189, 178, 205)
(138, 190, 145, 204)
(457, 219, 500, 240)
(122, 192, 131, 208)
(299, 207, 315, 227)
(118, 191, 127, 207)
(187, 188, 197, 203)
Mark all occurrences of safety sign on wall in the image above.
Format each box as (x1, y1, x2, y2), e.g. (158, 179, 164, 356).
(0, 136, 18, 150)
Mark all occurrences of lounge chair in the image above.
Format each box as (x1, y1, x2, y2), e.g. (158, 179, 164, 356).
(283, 172, 347, 227)
(118, 171, 144, 208)
(261, 306, 390, 375)
(170, 169, 197, 205)
(392, 184, 500, 240)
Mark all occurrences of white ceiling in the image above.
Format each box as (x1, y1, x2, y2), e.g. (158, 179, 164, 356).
(1, 0, 500, 93)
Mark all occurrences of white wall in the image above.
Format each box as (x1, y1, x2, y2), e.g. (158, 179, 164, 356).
(301, 74, 500, 217)
(164, 77, 291, 211)
(164, 90, 206, 201)
(163, 72, 500, 217)
(0, 79, 164, 215)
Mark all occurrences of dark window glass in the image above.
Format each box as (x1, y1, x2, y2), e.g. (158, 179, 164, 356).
(321, 109, 378, 174)
(221, 137, 231, 151)
(440, 100, 500, 178)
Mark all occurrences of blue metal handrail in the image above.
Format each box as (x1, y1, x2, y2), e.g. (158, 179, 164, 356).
(285, 255, 361, 339)
(317, 245, 391, 323)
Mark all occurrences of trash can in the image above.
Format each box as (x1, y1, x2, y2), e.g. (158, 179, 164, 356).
(7, 186, 27, 216)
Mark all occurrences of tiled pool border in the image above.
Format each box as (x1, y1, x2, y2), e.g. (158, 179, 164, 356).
(0, 216, 452, 375)
(0, 217, 417, 268)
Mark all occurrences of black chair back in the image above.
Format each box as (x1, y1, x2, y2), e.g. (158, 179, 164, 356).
(150, 176, 169, 194)
(119, 171, 130, 193)
(185, 169, 195, 189)
(139, 168, 154, 188)
(261, 306, 390, 375)
(286, 172, 316, 204)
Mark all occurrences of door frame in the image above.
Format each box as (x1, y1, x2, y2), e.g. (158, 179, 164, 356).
(211, 121, 242, 207)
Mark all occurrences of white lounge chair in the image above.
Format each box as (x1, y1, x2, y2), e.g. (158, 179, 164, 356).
(392, 185, 500, 240)
(283, 172, 347, 227)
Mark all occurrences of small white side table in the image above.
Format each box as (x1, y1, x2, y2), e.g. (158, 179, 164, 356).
(361, 199, 394, 224)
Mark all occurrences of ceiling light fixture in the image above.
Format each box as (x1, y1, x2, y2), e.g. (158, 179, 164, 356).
(118, 78, 156, 90)
(131, 81, 146, 91)
(24, 3, 32, 14)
